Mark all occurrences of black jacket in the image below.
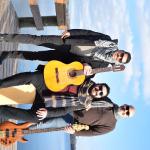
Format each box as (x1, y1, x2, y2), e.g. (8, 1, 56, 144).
(65, 29, 118, 46)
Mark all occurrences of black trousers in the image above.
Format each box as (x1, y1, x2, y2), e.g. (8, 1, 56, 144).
(0, 33, 95, 46)
(0, 93, 44, 123)
(0, 71, 46, 122)
(0, 34, 108, 69)
(0, 44, 81, 64)
(0, 71, 46, 93)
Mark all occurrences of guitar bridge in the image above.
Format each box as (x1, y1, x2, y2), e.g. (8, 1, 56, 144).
(55, 68, 59, 83)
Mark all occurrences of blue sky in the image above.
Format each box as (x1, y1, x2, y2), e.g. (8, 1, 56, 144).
(11, 0, 150, 150)
(68, 0, 150, 150)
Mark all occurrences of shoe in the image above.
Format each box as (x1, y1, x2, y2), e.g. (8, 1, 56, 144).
(0, 52, 8, 65)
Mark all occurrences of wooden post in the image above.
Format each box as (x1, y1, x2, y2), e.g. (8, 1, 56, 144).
(28, 0, 44, 30)
(55, 0, 67, 30)
(19, 0, 68, 30)
(19, 16, 57, 28)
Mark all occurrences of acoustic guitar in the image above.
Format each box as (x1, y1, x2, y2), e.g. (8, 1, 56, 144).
(44, 60, 125, 92)
(0, 121, 89, 146)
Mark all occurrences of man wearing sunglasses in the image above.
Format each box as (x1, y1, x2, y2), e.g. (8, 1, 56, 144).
(0, 78, 110, 122)
(0, 29, 131, 74)
(63, 103, 135, 136)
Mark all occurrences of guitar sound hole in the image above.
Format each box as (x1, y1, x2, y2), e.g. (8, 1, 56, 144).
(69, 70, 77, 77)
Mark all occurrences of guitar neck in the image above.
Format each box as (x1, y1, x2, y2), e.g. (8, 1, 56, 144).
(76, 67, 113, 76)
(23, 127, 64, 135)
(23, 123, 89, 135)
(92, 67, 113, 74)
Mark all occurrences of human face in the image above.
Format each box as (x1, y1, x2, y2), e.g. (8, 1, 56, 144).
(118, 104, 135, 118)
(112, 50, 128, 63)
(90, 85, 108, 98)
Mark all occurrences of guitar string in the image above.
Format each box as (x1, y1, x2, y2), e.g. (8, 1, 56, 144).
(0, 129, 64, 139)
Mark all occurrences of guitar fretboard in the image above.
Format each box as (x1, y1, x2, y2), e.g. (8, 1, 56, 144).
(75, 67, 113, 76)
(23, 127, 64, 135)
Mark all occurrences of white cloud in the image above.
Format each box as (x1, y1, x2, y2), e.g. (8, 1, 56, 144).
(136, 0, 150, 103)
(122, 19, 134, 86)
(78, 0, 91, 28)
(133, 69, 142, 99)
(69, 0, 92, 29)
(134, 80, 140, 99)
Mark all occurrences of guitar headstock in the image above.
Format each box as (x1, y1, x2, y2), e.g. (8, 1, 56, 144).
(72, 123, 89, 132)
(112, 65, 125, 72)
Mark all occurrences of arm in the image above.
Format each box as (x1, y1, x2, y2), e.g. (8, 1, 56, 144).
(62, 29, 117, 43)
(68, 29, 111, 37)
(38, 43, 61, 49)
(35, 107, 75, 120)
(46, 107, 78, 118)
(77, 60, 109, 78)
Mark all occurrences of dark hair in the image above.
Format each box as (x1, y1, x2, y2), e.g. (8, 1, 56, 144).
(97, 83, 110, 96)
(124, 51, 131, 64)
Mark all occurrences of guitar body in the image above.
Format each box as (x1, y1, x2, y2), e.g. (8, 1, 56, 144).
(0, 121, 33, 146)
(44, 60, 85, 92)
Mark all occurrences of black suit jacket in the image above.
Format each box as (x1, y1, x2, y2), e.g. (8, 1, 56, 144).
(37, 29, 116, 72)
(65, 29, 118, 46)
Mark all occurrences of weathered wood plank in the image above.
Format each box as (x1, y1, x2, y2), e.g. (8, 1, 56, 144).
(19, 0, 69, 30)
(55, 0, 67, 29)
(19, 16, 57, 28)
(0, 0, 18, 149)
(28, 0, 44, 30)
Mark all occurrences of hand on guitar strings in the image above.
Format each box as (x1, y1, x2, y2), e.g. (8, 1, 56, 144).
(64, 124, 75, 134)
(36, 108, 48, 120)
(83, 63, 93, 76)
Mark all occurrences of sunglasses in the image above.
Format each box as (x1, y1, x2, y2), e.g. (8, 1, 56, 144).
(124, 105, 130, 116)
(117, 53, 125, 63)
(94, 86, 104, 97)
